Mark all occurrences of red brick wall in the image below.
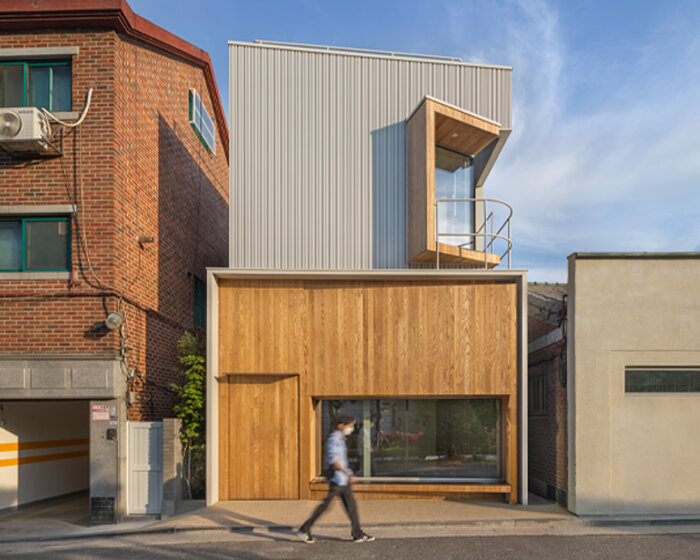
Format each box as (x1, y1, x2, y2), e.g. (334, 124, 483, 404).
(0, 28, 229, 421)
(0, 30, 119, 356)
(528, 340, 568, 501)
(112, 33, 228, 420)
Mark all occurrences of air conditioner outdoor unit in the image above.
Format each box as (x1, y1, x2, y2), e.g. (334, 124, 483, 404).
(0, 107, 52, 154)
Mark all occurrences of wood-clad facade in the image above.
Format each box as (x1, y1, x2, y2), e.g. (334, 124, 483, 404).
(209, 271, 526, 504)
(210, 43, 524, 507)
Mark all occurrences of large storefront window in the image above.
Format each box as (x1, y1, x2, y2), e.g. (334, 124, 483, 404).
(319, 399, 501, 481)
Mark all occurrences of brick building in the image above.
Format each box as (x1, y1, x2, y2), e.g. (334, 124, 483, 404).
(527, 283, 567, 506)
(0, 0, 228, 521)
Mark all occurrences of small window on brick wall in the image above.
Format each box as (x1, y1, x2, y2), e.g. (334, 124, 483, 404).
(528, 375, 547, 416)
(0, 61, 72, 112)
(0, 216, 70, 271)
(193, 276, 206, 328)
(188, 88, 216, 154)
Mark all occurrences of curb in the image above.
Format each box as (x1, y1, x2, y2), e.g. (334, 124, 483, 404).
(0, 517, 575, 544)
(3, 516, 700, 545)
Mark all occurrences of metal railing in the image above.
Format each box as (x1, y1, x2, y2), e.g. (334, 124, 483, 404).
(434, 198, 513, 269)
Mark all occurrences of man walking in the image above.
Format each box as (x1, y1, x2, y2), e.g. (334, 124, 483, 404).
(297, 415, 375, 543)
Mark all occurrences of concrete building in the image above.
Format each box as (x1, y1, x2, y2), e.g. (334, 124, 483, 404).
(528, 253, 700, 516)
(0, 0, 228, 521)
(567, 253, 700, 515)
(207, 41, 528, 506)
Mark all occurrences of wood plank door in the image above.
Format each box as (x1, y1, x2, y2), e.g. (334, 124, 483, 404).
(220, 374, 299, 499)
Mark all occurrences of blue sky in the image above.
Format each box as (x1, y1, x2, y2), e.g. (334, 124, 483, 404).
(130, 0, 700, 281)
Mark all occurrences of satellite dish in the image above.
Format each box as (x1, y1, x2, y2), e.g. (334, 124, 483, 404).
(0, 111, 22, 138)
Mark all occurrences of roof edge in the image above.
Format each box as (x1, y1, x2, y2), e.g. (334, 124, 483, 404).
(407, 95, 503, 128)
(569, 252, 700, 260)
(228, 40, 513, 71)
(207, 268, 528, 283)
(0, 0, 229, 161)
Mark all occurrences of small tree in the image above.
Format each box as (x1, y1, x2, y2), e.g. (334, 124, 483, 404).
(171, 332, 206, 499)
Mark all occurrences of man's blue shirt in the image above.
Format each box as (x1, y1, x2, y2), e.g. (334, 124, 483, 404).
(327, 429, 352, 486)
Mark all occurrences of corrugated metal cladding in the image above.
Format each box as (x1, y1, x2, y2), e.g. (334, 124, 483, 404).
(229, 42, 512, 270)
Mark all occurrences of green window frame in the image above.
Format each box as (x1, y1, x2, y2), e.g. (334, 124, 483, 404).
(188, 88, 216, 154)
(193, 276, 206, 327)
(0, 216, 71, 272)
(0, 60, 72, 111)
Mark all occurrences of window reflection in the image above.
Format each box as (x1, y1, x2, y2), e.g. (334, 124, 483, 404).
(435, 146, 474, 249)
(320, 398, 501, 481)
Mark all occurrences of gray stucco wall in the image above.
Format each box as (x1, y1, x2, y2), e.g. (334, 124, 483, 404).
(229, 42, 512, 270)
(568, 254, 700, 515)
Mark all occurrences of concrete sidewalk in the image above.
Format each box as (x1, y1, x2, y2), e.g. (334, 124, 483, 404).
(1, 493, 699, 544)
(157, 494, 570, 530)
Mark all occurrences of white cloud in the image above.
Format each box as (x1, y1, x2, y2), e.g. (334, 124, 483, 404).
(455, 0, 700, 280)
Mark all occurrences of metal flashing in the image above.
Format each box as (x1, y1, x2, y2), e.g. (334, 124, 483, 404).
(228, 40, 513, 70)
(407, 94, 503, 128)
(569, 252, 700, 260)
(208, 268, 527, 283)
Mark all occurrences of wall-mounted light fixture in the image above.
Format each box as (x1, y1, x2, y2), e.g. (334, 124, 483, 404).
(105, 312, 123, 330)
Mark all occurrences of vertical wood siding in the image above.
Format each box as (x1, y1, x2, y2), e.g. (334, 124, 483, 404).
(218, 278, 518, 501)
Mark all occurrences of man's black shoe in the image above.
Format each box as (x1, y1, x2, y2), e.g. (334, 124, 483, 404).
(353, 533, 375, 543)
(295, 529, 315, 543)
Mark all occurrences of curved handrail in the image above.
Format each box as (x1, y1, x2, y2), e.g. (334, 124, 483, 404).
(434, 198, 513, 269)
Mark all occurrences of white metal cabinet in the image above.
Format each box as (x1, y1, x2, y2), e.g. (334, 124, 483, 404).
(127, 421, 163, 514)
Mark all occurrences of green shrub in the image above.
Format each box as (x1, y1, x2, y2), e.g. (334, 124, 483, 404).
(171, 332, 206, 499)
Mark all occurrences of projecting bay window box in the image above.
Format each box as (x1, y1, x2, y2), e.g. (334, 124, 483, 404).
(407, 97, 505, 267)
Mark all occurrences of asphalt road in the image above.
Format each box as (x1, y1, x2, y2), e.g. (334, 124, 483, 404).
(3, 533, 700, 560)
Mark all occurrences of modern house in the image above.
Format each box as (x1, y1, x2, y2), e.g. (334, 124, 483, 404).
(206, 41, 528, 505)
(528, 253, 700, 515)
(0, 0, 229, 522)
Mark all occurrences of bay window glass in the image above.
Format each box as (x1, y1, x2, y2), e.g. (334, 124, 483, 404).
(435, 146, 475, 249)
(320, 398, 501, 481)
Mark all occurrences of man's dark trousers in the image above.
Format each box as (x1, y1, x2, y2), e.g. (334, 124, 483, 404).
(299, 482, 362, 538)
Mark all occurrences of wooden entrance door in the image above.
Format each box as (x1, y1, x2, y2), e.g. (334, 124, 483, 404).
(219, 374, 299, 499)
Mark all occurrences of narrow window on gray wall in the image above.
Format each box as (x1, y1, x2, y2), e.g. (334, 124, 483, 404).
(625, 368, 700, 393)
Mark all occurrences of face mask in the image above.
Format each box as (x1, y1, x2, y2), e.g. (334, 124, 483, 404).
(342, 426, 354, 436)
